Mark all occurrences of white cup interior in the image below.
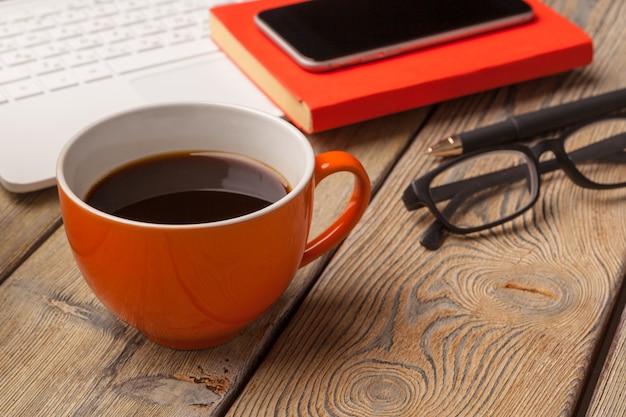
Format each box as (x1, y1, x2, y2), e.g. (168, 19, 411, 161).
(57, 103, 314, 208)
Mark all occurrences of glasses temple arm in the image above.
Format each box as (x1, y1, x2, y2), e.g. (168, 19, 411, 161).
(428, 133, 624, 204)
(420, 187, 480, 249)
(564, 132, 626, 166)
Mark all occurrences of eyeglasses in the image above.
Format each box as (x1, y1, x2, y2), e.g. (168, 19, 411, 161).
(403, 116, 626, 250)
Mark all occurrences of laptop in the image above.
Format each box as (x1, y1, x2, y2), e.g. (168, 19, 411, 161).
(0, 0, 281, 193)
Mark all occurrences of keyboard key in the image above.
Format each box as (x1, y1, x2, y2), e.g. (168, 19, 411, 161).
(131, 36, 164, 52)
(108, 39, 216, 74)
(67, 36, 102, 51)
(40, 70, 78, 91)
(75, 63, 111, 82)
(0, 66, 30, 84)
(50, 24, 83, 40)
(57, 11, 88, 25)
(88, 4, 118, 18)
(116, 12, 146, 26)
(163, 28, 196, 45)
(1, 50, 37, 66)
(132, 21, 168, 37)
(5, 79, 43, 99)
(97, 44, 132, 59)
(118, 0, 151, 12)
(165, 15, 197, 30)
(0, 23, 24, 39)
(198, 23, 210, 38)
(29, 59, 65, 75)
(17, 32, 50, 48)
(66, 0, 91, 11)
(0, 39, 17, 54)
(99, 27, 135, 44)
(81, 18, 115, 33)
(179, 0, 207, 12)
(30, 6, 58, 18)
(3, 11, 31, 23)
(64, 50, 98, 67)
(35, 43, 69, 58)
(147, 5, 178, 19)
(23, 17, 57, 32)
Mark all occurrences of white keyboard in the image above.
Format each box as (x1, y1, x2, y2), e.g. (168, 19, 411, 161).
(0, 0, 233, 103)
(0, 0, 279, 193)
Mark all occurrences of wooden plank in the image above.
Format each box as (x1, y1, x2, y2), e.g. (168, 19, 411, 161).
(0, 109, 425, 416)
(225, 0, 626, 415)
(585, 283, 626, 417)
(0, 186, 61, 284)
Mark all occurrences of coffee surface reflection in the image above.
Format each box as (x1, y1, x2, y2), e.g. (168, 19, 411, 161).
(86, 151, 290, 224)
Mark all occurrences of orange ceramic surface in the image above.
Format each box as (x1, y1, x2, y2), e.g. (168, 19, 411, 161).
(301, 151, 371, 266)
(59, 183, 310, 348)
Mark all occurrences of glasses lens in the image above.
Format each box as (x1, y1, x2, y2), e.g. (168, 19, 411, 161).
(429, 150, 537, 230)
(564, 118, 626, 186)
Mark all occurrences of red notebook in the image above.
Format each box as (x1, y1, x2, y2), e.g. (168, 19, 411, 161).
(210, 0, 593, 133)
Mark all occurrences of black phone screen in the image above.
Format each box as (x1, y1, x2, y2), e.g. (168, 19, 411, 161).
(256, 0, 534, 64)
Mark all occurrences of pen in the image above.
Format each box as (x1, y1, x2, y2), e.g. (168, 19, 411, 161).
(427, 87, 626, 157)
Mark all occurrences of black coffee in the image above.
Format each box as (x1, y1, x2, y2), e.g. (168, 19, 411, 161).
(85, 151, 290, 224)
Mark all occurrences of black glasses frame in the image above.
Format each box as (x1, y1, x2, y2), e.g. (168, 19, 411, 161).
(403, 115, 626, 249)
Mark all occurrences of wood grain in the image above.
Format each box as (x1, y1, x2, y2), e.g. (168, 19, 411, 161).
(585, 276, 626, 417)
(0, 109, 425, 416)
(0, 186, 61, 284)
(225, 0, 626, 415)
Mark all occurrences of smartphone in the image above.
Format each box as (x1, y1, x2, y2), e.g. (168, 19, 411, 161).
(255, 0, 535, 72)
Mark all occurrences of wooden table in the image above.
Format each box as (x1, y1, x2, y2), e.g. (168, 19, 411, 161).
(1, 0, 625, 415)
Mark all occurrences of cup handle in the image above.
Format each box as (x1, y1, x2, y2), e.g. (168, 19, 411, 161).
(300, 151, 371, 267)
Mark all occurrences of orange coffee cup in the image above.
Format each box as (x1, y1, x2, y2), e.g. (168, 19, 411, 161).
(56, 102, 371, 349)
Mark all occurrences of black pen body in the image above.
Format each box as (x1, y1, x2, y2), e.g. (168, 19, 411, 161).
(460, 87, 626, 153)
